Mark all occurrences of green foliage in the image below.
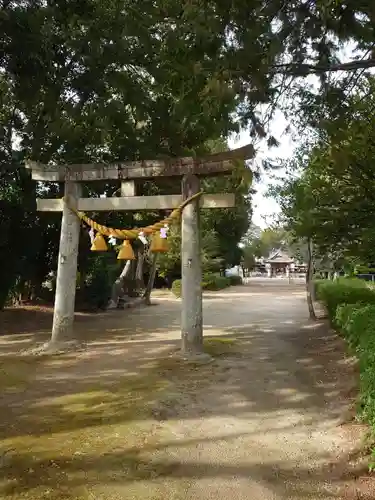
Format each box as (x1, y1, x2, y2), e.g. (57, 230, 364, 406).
(241, 246, 256, 270)
(335, 303, 364, 349)
(316, 278, 375, 323)
(171, 279, 182, 298)
(314, 279, 330, 295)
(257, 228, 287, 257)
(241, 224, 308, 269)
(227, 275, 243, 286)
(274, 76, 375, 268)
(4, 0, 373, 309)
(201, 171, 251, 268)
(202, 273, 230, 291)
(334, 304, 375, 440)
(0, 2, 253, 309)
(80, 254, 118, 310)
(171, 273, 231, 297)
(355, 266, 375, 275)
(242, 225, 286, 260)
(8, 0, 374, 171)
(157, 140, 251, 283)
(321, 280, 375, 455)
(156, 225, 183, 282)
(157, 224, 224, 282)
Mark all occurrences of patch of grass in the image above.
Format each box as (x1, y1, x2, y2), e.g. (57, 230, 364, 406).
(0, 356, 45, 393)
(171, 274, 232, 298)
(203, 337, 238, 357)
(0, 359, 172, 499)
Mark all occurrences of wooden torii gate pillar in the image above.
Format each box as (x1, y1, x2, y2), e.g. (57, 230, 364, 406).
(25, 145, 253, 354)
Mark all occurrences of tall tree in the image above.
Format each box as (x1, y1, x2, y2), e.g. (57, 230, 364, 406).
(2, 0, 374, 312)
(274, 75, 375, 271)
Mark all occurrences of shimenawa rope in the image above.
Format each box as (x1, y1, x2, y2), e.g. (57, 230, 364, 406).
(64, 191, 203, 239)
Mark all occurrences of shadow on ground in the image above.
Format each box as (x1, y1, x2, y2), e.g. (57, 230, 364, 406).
(0, 323, 357, 437)
(0, 284, 371, 499)
(0, 429, 371, 499)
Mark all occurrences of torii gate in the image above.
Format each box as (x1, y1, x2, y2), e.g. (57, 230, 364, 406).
(25, 144, 254, 356)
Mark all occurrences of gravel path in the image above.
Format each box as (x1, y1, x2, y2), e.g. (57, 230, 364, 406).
(143, 282, 366, 499)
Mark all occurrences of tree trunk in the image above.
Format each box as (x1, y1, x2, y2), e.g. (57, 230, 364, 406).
(306, 237, 316, 320)
(127, 257, 138, 297)
(143, 253, 158, 305)
(135, 244, 146, 292)
(108, 260, 132, 309)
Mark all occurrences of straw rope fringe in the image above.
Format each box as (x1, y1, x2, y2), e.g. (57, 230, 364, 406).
(64, 191, 203, 240)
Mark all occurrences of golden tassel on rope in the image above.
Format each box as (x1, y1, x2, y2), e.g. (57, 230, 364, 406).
(117, 240, 136, 260)
(150, 231, 169, 253)
(91, 232, 108, 251)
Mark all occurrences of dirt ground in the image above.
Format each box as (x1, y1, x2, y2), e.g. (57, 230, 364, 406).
(0, 282, 374, 499)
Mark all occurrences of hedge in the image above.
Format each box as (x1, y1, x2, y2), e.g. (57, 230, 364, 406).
(202, 273, 230, 291)
(317, 279, 375, 454)
(171, 273, 233, 298)
(355, 266, 375, 274)
(315, 278, 375, 324)
(334, 303, 362, 347)
(335, 303, 375, 430)
(227, 275, 243, 286)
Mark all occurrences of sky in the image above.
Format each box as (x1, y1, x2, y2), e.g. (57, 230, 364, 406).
(228, 110, 295, 229)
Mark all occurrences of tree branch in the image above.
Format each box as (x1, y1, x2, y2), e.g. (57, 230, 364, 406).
(271, 58, 375, 76)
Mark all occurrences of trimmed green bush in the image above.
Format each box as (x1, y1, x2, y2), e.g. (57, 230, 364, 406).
(355, 266, 375, 274)
(213, 276, 230, 289)
(201, 274, 216, 290)
(80, 254, 118, 310)
(228, 275, 243, 286)
(324, 279, 375, 465)
(316, 278, 375, 324)
(313, 278, 328, 297)
(335, 303, 364, 349)
(336, 304, 375, 429)
(171, 274, 231, 297)
(202, 273, 230, 291)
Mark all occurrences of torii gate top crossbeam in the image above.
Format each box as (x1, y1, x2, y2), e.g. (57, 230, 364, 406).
(25, 144, 254, 182)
